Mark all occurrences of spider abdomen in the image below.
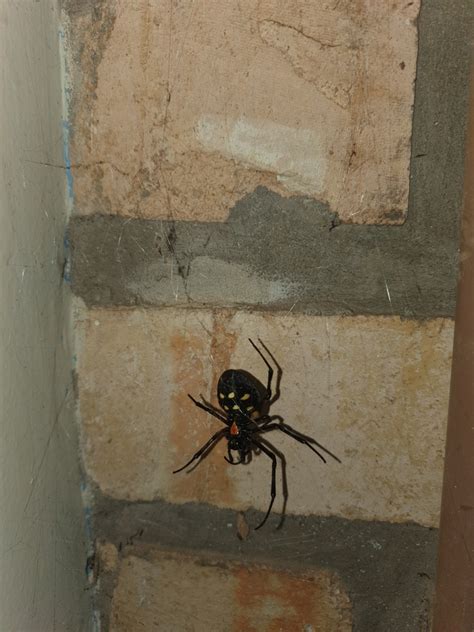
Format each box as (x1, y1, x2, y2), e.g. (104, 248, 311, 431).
(217, 369, 264, 415)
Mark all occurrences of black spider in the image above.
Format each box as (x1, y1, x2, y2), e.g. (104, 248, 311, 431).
(173, 338, 339, 529)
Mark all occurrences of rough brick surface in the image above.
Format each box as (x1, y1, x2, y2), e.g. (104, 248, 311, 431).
(77, 306, 452, 526)
(64, 0, 419, 224)
(94, 502, 437, 632)
(109, 551, 352, 631)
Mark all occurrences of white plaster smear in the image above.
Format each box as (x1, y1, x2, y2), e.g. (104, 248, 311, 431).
(189, 257, 300, 304)
(129, 256, 300, 306)
(196, 115, 328, 196)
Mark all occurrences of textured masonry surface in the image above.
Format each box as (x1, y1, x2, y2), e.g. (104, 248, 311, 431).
(68, 0, 473, 319)
(76, 307, 452, 527)
(64, 0, 473, 629)
(64, 0, 420, 224)
(93, 500, 437, 632)
(108, 551, 352, 631)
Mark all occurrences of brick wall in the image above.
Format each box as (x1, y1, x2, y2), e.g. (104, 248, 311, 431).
(63, 0, 473, 629)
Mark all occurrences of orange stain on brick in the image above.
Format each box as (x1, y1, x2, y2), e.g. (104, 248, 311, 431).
(169, 327, 236, 506)
(110, 551, 351, 631)
(233, 565, 351, 631)
(210, 310, 238, 399)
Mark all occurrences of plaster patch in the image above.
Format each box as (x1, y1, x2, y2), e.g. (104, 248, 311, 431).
(188, 257, 299, 304)
(196, 116, 328, 196)
(125, 256, 299, 307)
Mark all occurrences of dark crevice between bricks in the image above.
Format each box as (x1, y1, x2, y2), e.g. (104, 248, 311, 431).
(91, 495, 437, 632)
(68, 0, 473, 319)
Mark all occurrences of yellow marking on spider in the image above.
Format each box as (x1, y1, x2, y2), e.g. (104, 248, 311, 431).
(223, 405, 229, 410)
(241, 393, 251, 401)
(219, 393, 225, 399)
(228, 392, 235, 398)
(232, 404, 240, 410)
(246, 406, 254, 412)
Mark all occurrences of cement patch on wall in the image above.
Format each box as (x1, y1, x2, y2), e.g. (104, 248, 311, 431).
(76, 307, 452, 527)
(68, 0, 472, 318)
(63, 0, 420, 224)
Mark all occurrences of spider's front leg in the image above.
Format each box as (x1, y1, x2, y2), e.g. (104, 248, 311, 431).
(173, 428, 226, 473)
(188, 394, 229, 425)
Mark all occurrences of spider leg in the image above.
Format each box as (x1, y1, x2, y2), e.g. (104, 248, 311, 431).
(224, 456, 244, 465)
(224, 445, 249, 465)
(278, 422, 341, 462)
(252, 439, 277, 530)
(248, 338, 273, 400)
(224, 444, 238, 465)
(255, 423, 329, 463)
(253, 413, 278, 428)
(257, 437, 288, 530)
(188, 394, 229, 425)
(199, 394, 229, 419)
(173, 428, 226, 473)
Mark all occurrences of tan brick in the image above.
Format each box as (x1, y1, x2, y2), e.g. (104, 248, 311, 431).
(66, 0, 419, 224)
(76, 307, 215, 501)
(97, 540, 119, 574)
(76, 307, 452, 526)
(110, 551, 352, 631)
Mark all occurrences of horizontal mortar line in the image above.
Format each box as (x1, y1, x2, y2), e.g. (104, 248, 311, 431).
(70, 299, 455, 322)
(68, 185, 459, 319)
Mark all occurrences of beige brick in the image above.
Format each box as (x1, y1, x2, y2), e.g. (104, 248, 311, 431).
(110, 551, 352, 631)
(76, 307, 452, 526)
(97, 540, 119, 574)
(66, 0, 419, 224)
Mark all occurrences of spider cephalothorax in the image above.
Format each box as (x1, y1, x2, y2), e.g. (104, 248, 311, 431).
(173, 338, 338, 529)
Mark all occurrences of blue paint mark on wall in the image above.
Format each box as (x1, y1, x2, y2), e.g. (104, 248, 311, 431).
(62, 119, 74, 201)
(62, 231, 72, 284)
(59, 27, 74, 203)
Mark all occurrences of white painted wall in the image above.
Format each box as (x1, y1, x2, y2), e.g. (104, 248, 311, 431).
(0, 2, 90, 630)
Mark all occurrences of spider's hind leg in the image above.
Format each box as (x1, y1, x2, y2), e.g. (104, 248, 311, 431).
(224, 445, 240, 465)
(257, 422, 341, 464)
(252, 438, 277, 530)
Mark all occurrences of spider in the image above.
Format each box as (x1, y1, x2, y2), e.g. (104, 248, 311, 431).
(173, 338, 338, 529)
